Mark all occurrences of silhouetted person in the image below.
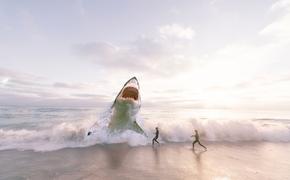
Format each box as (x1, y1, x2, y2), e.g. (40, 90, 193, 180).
(152, 127, 159, 145)
(192, 130, 207, 150)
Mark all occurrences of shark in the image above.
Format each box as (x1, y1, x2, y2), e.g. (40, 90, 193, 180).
(87, 77, 145, 136)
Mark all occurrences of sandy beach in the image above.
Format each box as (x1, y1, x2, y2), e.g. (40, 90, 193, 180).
(1, 142, 290, 180)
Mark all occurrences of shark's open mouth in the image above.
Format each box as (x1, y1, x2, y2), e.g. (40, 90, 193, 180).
(122, 87, 139, 100)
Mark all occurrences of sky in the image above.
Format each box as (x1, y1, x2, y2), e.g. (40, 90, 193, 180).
(0, 0, 290, 110)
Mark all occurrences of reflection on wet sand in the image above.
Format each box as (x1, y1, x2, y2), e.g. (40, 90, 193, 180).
(193, 149, 206, 179)
(0, 143, 290, 180)
(152, 146, 160, 165)
(102, 143, 131, 169)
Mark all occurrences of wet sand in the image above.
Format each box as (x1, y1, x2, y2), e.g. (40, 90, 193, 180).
(0, 142, 290, 180)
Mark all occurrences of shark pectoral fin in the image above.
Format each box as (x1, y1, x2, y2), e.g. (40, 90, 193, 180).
(132, 121, 147, 136)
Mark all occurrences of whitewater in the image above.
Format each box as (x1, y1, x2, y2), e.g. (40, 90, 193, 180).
(0, 106, 290, 152)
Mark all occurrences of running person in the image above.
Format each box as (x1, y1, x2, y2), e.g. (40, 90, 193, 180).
(152, 127, 159, 145)
(192, 130, 207, 150)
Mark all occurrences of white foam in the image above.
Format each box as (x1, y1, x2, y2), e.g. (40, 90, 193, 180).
(0, 108, 290, 152)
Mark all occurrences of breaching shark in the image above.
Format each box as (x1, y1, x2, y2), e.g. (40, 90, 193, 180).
(87, 77, 145, 136)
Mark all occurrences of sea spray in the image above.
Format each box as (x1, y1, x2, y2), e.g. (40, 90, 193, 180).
(0, 106, 290, 152)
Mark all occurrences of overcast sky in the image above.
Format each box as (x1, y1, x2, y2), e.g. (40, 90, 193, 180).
(0, 0, 290, 110)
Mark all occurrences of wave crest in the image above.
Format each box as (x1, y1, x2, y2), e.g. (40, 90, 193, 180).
(0, 109, 290, 151)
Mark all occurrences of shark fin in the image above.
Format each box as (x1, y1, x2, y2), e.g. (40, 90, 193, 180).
(131, 121, 147, 136)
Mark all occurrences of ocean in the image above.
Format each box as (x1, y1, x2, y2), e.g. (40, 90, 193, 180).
(0, 106, 290, 179)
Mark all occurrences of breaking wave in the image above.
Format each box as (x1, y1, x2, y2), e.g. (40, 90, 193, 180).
(0, 107, 290, 152)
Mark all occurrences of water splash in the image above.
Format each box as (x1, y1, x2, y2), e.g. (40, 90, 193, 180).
(0, 106, 290, 152)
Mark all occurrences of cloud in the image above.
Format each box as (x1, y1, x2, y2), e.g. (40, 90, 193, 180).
(0, 93, 108, 107)
(74, 24, 196, 77)
(158, 24, 195, 40)
(0, 67, 43, 81)
(53, 82, 84, 89)
(260, 0, 290, 42)
(71, 93, 108, 99)
(0, 68, 48, 90)
(0, 78, 9, 85)
(0, 68, 56, 99)
(76, 42, 118, 58)
(270, 0, 290, 11)
(0, 67, 111, 106)
(260, 14, 290, 42)
(170, 1, 290, 110)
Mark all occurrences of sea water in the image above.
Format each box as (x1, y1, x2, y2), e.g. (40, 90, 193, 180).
(0, 106, 290, 151)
